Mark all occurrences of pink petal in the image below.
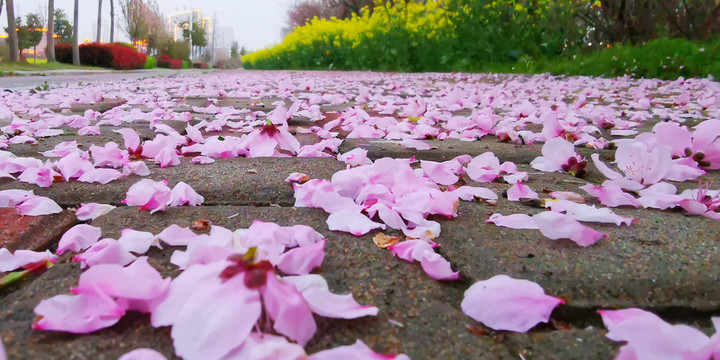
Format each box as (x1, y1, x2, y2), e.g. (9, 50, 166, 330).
(114, 128, 140, 152)
(78, 126, 101, 136)
(337, 148, 371, 167)
(461, 275, 564, 332)
(448, 186, 498, 201)
(0, 189, 34, 207)
(118, 229, 159, 254)
(33, 290, 125, 333)
(124, 179, 172, 213)
(326, 209, 386, 236)
(75, 203, 116, 221)
(191, 155, 214, 164)
(486, 213, 539, 229)
(15, 196, 62, 216)
(185, 125, 204, 144)
(0, 249, 57, 272)
(530, 137, 578, 172)
(168, 181, 204, 207)
(90, 142, 129, 168)
(599, 308, 712, 359)
(157, 262, 261, 360)
(506, 181, 539, 202)
(57, 224, 102, 255)
(57, 152, 93, 181)
(154, 147, 180, 168)
(388, 240, 458, 280)
(400, 138, 435, 150)
(118, 348, 168, 360)
(590, 153, 622, 180)
(420, 252, 460, 280)
(261, 273, 317, 346)
(282, 274, 379, 319)
(274, 129, 302, 154)
(75, 257, 169, 302)
(223, 333, 307, 360)
(17, 166, 57, 187)
(579, 183, 641, 208)
(310, 340, 410, 360)
(156, 224, 199, 246)
(678, 199, 708, 215)
(122, 161, 151, 176)
(466, 152, 501, 182)
(276, 239, 326, 275)
(532, 211, 606, 247)
(73, 238, 137, 268)
(420, 159, 460, 185)
(547, 200, 635, 226)
(77, 168, 123, 184)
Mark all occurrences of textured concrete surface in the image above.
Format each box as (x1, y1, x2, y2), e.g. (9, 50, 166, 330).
(1, 70, 719, 360)
(0, 209, 77, 252)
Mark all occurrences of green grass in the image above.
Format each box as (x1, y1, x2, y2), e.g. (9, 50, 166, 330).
(477, 38, 720, 80)
(0, 61, 103, 72)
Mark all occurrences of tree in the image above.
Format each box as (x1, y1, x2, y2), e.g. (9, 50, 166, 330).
(53, 9, 73, 42)
(47, 0, 55, 62)
(17, 14, 44, 52)
(5, 0, 19, 61)
(191, 21, 207, 59)
(109, 0, 114, 42)
(230, 41, 239, 58)
(96, 0, 102, 42)
(121, 0, 167, 52)
(288, 0, 378, 28)
(121, 0, 149, 43)
(72, 0, 79, 65)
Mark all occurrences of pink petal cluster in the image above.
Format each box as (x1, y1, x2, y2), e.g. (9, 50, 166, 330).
(0, 248, 57, 272)
(152, 255, 378, 360)
(487, 211, 607, 247)
(33, 257, 170, 333)
(124, 179, 204, 212)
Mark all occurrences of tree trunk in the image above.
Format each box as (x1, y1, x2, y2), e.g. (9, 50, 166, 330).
(6, 0, 19, 62)
(72, 0, 80, 65)
(109, 0, 114, 42)
(96, 0, 102, 42)
(47, 0, 56, 62)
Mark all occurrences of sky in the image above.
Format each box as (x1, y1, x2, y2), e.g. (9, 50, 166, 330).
(1, 0, 294, 51)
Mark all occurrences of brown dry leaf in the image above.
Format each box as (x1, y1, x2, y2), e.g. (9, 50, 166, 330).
(373, 233, 401, 248)
(191, 219, 211, 231)
(294, 173, 311, 183)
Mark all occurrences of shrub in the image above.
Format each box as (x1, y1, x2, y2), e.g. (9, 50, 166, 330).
(53, 42, 146, 69)
(144, 56, 156, 69)
(54, 43, 72, 63)
(181, 60, 190, 69)
(192, 62, 209, 69)
(156, 55, 182, 69)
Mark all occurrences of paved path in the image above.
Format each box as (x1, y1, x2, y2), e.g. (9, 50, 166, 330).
(0, 69, 214, 91)
(0, 70, 719, 359)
